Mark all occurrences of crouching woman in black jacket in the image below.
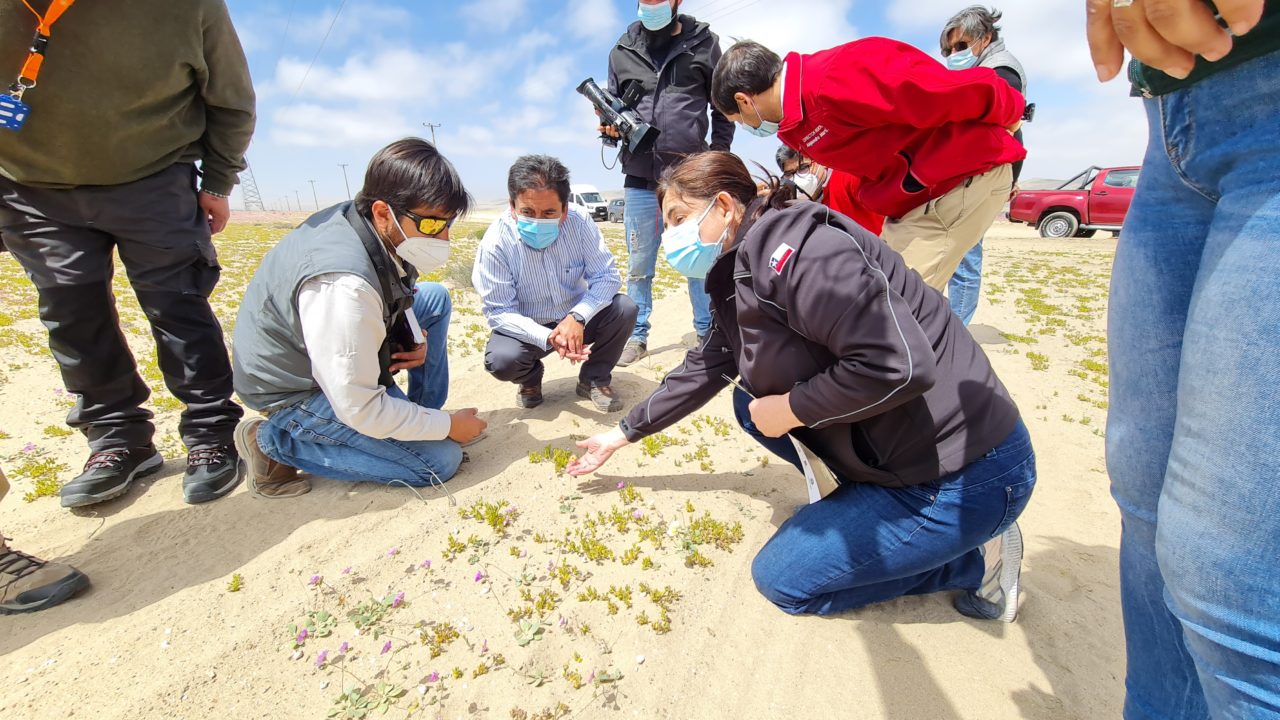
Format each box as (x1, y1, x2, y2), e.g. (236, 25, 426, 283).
(568, 151, 1036, 622)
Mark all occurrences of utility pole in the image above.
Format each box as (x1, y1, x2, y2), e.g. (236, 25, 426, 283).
(338, 163, 352, 200)
(308, 179, 319, 210)
(295, 190, 302, 212)
(284, 195, 291, 212)
(422, 121, 441, 145)
(239, 162, 266, 211)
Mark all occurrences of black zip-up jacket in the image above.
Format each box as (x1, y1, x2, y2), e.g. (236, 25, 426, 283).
(607, 15, 735, 184)
(620, 201, 1021, 487)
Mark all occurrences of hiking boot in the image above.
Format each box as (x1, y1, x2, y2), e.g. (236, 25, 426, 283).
(517, 383, 544, 409)
(60, 445, 163, 508)
(183, 445, 245, 505)
(577, 382, 623, 412)
(617, 340, 647, 367)
(0, 536, 90, 615)
(954, 521, 1024, 622)
(234, 417, 310, 499)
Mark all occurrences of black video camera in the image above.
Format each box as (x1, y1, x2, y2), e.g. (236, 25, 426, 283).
(1022, 102, 1036, 122)
(577, 77, 660, 156)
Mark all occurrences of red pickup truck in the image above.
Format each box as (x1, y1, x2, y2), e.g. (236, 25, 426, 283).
(1009, 166, 1140, 238)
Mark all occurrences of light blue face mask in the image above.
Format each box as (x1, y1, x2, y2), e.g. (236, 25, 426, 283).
(946, 49, 979, 70)
(637, 2, 673, 31)
(661, 197, 728, 279)
(516, 215, 560, 249)
(740, 99, 779, 138)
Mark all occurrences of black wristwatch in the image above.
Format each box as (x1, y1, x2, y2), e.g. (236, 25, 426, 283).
(569, 312, 586, 325)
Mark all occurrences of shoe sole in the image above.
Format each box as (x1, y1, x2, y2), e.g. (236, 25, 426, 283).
(616, 347, 647, 368)
(60, 451, 164, 508)
(576, 385, 622, 412)
(997, 522, 1024, 623)
(183, 458, 246, 505)
(0, 568, 91, 615)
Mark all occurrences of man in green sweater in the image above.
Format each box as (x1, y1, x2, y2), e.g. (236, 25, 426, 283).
(0, 0, 256, 509)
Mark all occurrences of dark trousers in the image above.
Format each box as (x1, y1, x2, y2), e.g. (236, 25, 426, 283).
(0, 163, 242, 451)
(484, 294, 637, 387)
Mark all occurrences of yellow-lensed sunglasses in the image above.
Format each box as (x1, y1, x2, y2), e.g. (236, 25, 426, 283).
(398, 208, 456, 237)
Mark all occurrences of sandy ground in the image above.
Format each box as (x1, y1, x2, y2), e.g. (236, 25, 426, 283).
(0, 220, 1123, 719)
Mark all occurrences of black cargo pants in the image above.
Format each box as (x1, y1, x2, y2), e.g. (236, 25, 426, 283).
(0, 163, 242, 452)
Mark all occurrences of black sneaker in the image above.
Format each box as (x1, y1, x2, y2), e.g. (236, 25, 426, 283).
(0, 536, 90, 615)
(184, 445, 245, 505)
(517, 383, 544, 409)
(61, 446, 164, 508)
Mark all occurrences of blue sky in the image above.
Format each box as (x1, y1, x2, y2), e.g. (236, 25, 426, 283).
(223, 0, 1149, 211)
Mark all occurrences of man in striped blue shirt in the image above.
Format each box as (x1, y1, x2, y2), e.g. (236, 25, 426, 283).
(472, 155, 638, 412)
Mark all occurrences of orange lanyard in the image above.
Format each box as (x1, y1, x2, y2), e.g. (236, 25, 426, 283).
(9, 0, 77, 99)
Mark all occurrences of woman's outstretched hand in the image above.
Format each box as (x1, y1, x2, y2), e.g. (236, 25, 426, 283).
(567, 427, 630, 476)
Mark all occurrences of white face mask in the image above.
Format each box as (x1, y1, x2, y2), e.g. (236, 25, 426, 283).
(794, 172, 822, 200)
(391, 217, 450, 272)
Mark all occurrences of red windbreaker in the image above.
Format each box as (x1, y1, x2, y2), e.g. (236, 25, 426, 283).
(823, 170, 885, 235)
(778, 37, 1026, 219)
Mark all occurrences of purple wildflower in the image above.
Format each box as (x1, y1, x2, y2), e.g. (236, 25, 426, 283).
(315, 650, 329, 667)
(341, 566, 352, 575)
(558, 615, 568, 628)
(381, 640, 392, 655)
(588, 671, 596, 684)
(632, 510, 644, 519)
(518, 549, 527, 559)
(338, 641, 350, 655)
(21, 442, 37, 453)
(308, 574, 322, 586)
(427, 671, 440, 683)
(386, 547, 399, 558)
(296, 628, 309, 644)
(480, 639, 488, 655)
(616, 481, 625, 490)
(474, 570, 485, 582)
(392, 591, 405, 608)
(419, 559, 432, 570)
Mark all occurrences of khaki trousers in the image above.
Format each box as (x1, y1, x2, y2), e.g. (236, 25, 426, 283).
(881, 164, 1013, 291)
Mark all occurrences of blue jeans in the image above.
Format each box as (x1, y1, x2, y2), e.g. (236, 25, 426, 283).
(255, 282, 463, 486)
(948, 240, 983, 326)
(1107, 51, 1280, 720)
(623, 186, 712, 342)
(735, 389, 1036, 615)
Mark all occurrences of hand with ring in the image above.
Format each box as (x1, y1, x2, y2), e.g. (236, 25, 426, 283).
(1087, 0, 1266, 82)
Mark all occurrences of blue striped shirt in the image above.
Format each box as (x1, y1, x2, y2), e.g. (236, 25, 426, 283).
(472, 207, 621, 349)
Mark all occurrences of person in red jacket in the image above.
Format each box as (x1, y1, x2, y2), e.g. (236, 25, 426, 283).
(776, 145, 885, 235)
(711, 38, 1025, 291)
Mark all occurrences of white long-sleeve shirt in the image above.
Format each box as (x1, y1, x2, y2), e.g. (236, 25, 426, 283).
(296, 273, 451, 442)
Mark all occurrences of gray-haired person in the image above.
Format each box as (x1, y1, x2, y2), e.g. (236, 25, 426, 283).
(940, 6, 1029, 326)
(473, 155, 637, 413)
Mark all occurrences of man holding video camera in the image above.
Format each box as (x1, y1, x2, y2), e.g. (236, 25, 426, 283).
(601, 0, 734, 366)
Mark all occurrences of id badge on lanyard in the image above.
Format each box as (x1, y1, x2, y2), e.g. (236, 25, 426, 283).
(1, 0, 77, 131)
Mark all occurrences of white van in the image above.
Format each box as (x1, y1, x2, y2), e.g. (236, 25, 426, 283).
(569, 184, 608, 222)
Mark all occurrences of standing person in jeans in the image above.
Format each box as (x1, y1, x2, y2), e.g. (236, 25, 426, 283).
(603, 0, 735, 365)
(710, 38, 1025, 291)
(0, 466, 89, 614)
(1088, 1, 1280, 717)
(940, 6, 1028, 326)
(569, 152, 1035, 621)
(0, 0, 255, 507)
(232, 139, 486, 498)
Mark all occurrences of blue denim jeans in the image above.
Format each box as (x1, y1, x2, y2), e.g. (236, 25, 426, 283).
(623, 186, 712, 342)
(255, 282, 463, 486)
(735, 389, 1036, 615)
(948, 240, 983, 326)
(1107, 51, 1280, 720)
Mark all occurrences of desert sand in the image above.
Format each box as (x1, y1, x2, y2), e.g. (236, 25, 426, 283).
(0, 218, 1123, 719)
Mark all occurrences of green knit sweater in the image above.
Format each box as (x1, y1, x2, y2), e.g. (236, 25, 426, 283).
(0, 0, 255, 194)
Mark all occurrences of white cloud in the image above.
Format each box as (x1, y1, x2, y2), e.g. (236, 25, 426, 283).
(459, 0, 527, 33)
(269, 103, 417, 148)
(1019, 85, 1148, 181)
(567, 0, 624, 41)
(519, 55, 577, 103)
(687, 0, 859, 54)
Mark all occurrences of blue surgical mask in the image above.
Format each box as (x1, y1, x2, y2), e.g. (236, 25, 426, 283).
(946, 49, 979, 70)
(637, 2, 673, 31)
(516, 216, 560, 249)
(661, 196, 729, 279)
(740, 99, 779, 138)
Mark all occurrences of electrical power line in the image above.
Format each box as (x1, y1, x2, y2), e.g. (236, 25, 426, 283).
(285, 0, 350, 108)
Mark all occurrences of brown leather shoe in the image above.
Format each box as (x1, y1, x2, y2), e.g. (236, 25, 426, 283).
(0, 536, 89, 615)
(576, 382, 623, 412)
(233, 417, 311, 499)
(517, 383, 544, 409)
